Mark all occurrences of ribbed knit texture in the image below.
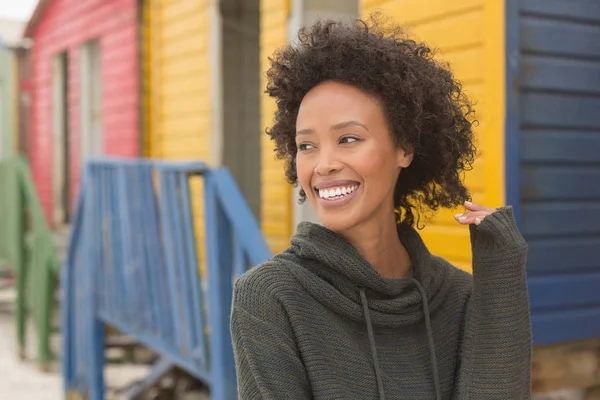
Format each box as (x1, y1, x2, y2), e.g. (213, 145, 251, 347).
(231, 206, 531, 399)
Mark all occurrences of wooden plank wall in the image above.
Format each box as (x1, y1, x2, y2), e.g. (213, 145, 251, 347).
(518, 0, 600, 345)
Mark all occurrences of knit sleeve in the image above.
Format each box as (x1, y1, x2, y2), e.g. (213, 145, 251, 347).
(230, 268, 312, 400)
(452, 206, 532, 399)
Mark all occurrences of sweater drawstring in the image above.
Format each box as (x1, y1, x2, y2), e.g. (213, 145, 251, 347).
(359, 287, 385, 400)
(359, 282, 441, 400)
(413, 279, 442, 400)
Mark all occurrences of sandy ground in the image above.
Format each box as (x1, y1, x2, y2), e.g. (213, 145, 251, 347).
(0, 288, 151, 400)
(0, 289, 62, 399)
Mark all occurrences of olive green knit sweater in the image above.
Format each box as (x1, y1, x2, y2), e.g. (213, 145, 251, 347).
(231, 207, 531, 399)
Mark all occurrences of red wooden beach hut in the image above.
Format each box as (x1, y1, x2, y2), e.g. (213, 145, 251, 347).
(24, 0, 140, 226)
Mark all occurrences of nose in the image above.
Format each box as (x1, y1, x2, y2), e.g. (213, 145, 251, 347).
(314, 148, 343, 176)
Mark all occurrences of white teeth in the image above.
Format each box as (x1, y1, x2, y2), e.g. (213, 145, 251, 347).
(318, 185, 358, 200)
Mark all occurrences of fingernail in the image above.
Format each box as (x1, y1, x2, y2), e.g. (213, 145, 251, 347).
(475, 217, 482, 225)
(459, 216, 467, 221)
(455, 213, 462, 219)
(465, 201, 472, 205)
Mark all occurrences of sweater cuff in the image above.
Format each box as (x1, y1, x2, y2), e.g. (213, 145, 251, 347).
(469, 206, 527, 254)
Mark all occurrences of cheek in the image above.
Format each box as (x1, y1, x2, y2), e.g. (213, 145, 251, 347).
(295, 155, 313, 190)
(353, 145, 397, 184)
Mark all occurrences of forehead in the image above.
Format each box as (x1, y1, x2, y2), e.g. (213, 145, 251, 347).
(296, 81, 384, 126)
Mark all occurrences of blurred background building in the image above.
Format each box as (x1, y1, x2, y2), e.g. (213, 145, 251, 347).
(0, 17, 27, 160)
(0, 0, 599, 399)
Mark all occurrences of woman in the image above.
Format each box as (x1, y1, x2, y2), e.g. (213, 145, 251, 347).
(231, 16, 531, 400)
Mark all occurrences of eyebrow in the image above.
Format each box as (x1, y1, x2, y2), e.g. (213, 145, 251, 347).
(332, 120, 369, 132)
(295, 120, 369, 136)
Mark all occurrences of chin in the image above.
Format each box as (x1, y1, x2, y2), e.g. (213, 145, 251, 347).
(308, 193, 367, 233)
(316, 210, 362, 234)
(319, 219, 350, 233)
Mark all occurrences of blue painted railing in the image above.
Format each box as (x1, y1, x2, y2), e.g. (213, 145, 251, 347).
(62, 158, 272, 400)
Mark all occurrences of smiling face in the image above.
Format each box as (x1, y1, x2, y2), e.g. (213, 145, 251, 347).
(295, 80, 413, 233)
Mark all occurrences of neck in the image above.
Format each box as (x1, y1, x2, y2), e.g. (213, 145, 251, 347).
(340, 210, 411, 279)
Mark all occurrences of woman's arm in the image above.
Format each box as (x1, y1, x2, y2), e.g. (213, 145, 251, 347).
(452, 205, 532, 399)
(231, 267, 312, 400)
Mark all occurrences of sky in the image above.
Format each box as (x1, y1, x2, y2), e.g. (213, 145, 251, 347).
(0, 0, 38, 21)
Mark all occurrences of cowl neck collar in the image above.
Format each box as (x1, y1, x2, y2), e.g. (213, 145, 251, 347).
(279, 221, 450, 328)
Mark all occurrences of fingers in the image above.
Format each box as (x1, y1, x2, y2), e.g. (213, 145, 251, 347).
(455, 210, 492, 225)
(454, 201, 498, 225)
(458, 201, 495, 225)
(463, 201, 495, 213)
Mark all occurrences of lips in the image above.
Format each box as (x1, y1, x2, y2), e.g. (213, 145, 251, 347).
(312, 180, 361, 207)
(317, 184, 358, 200)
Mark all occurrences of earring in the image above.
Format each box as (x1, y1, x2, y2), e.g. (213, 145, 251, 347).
(394, 209, 401, 224)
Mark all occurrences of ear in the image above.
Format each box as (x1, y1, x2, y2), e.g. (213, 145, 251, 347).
(396, 147, 414, 169)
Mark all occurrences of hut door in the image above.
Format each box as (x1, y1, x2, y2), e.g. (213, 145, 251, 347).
(80, 40, 102, 162)
(221, 0, 261, 221)
(51, 53, 70, 225)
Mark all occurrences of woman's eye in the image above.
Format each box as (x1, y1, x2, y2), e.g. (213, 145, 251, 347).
(340, 136, 359, 144)
(298, 143, 314, 151)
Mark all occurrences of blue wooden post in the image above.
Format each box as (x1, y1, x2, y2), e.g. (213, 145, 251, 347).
(158, 170, 184, 351)
(204, 171, 238, 400)
(179, 172, 208, 368)
(166, 172, 194, 356)
(86, 165, 105, 400)
(141, 166, 168, 340)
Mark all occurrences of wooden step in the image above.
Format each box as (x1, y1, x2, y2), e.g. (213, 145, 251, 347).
(533, 339, 600, 395)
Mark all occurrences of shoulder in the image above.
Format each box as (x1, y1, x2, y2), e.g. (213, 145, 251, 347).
(431, 255, 473, 300)
(233, 253, 303, 311)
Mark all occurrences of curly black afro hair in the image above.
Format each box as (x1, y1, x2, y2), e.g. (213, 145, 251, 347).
(265, 15, 477, 227)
